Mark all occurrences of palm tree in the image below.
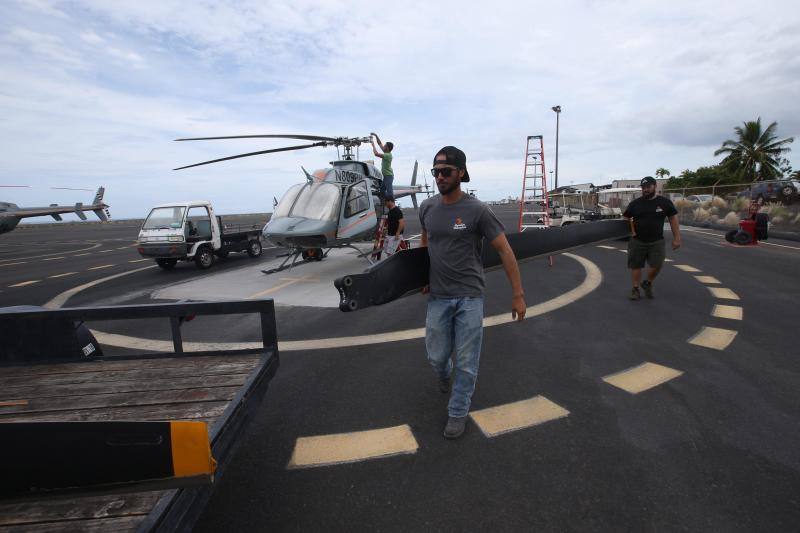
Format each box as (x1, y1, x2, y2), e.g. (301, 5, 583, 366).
(655, 168, 671, 180)
(714, 117, 794, 181)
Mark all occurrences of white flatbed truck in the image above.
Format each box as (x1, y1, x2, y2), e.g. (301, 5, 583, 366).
(137, 201, 263, 269)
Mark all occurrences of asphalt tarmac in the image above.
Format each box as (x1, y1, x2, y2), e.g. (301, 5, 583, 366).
(2, 205, 800, 532)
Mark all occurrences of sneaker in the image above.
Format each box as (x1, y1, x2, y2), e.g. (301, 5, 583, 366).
(439, 376, 451, 394)
(443, 416, 468, 439)
(642, 280, 654, 299)
(629, 287, 641, 300)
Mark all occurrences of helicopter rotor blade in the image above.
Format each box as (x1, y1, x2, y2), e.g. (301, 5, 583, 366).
(175, 134, 338, 142)
(173, 141, 330, 171)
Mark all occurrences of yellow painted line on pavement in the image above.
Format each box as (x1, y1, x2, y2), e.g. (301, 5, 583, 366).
(664, 258, 674, 262)
(73, 253, 91, 257)
(694, 275, 721, 284)
(674, 264, 701, 272)
(9, 280, 40, 287)
(707, 287, 739, 300)
(128, 259, 150, 263)
(44, 264, 158, 309)
(0, 261, 27, 268)
(248, 275, 322, 299)
(0, 242, 101, 263)
(759, 241, 800, 250)
(88, 264, 115, 270)
(100, 249, 113, 253)
(602, 362, 684, 394)
(688, 327, 738, 350)
(43, 256, 65, 261)
(287, 425, 418, 469)
(711, 305, 743, 321)
(116, 246, 130, 250)
(470, 396, 569, 438)
(596, 245, 616, 250)
(48, 272, 78, 279)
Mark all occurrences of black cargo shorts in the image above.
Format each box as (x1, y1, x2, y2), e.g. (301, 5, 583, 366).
(627, 237, 666, 269)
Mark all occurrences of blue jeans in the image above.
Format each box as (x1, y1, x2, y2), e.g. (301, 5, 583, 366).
(425, 296, 484, 418)
(382, 174, 394, 198)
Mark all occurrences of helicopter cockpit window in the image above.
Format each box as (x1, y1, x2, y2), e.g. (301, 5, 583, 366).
(290, 182, 341, 221)
(273, 184, 304, 219)
(344, 180, 370, 218)
(142, 207, 186, 230)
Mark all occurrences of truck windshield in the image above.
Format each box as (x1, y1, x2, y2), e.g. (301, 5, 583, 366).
(142, 207, 186, 229)
(274, 182, 342, 221)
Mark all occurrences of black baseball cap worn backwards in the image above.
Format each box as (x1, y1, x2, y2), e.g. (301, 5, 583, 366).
(640, 176, 656, 187)
(434, 146, 470, 182)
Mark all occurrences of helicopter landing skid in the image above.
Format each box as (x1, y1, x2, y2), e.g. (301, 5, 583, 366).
(262, 247, 333, 275)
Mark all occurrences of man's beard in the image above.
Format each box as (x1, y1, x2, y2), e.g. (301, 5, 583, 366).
(437, 180, 459, 195)
(642, 191, 655, 199)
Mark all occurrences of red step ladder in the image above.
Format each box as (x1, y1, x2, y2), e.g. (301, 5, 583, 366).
(518, 135, 551, 232)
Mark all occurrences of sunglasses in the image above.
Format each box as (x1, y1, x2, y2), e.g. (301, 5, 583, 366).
(431, 167, 459, 178)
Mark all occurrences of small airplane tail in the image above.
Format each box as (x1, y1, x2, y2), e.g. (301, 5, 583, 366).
(90, 186, 109, 221)
(92, 187, 105, 205)
(410, 161, 419, 209)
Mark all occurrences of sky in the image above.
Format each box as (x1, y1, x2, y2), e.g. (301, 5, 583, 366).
(1, 0, 798, 219)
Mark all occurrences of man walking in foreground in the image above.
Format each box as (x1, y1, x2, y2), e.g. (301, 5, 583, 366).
(370, 132, 394, 198)
(419, 146, 526, 439)
(623, 176, 681, 300)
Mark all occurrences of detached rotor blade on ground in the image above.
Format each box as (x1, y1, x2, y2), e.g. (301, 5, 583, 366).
(175, 134, 338, 142)
(174, 142, 329, 170)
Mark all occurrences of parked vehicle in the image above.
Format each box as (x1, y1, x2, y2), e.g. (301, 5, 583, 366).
(746, 179, 800, 205)
(686, 194, 713, 204)
(137, 201, 263, 269)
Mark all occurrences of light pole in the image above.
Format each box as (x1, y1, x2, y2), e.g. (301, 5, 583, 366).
(551, 105, 561, 190)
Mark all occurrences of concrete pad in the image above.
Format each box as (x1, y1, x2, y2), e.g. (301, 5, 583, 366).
(153, 248, 372, 308)
(602, 362, 684, 394)
(712, 305, 743, 320)
(470, 396, 570, 437)
(287, 424, 418, 469)
(688, 326, 738, 350)
(707, 287, 740, 300)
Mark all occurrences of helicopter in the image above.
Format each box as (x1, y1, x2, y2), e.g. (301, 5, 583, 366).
(0, 187, 110, 235)
(174, 134, 429, 272)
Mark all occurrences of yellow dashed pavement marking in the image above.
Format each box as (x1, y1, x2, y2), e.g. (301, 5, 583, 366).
(128, 259, 150, 263)
(596, 245, 616, 250)
(694, 275, 721, 284)
(247, 275, 320, 299)
(73, 253, 91, 257)
(43, 256, 65, 261)
(688, 327, 738, 350)
(116, 246, 129, 250)
(100, 249, 113, 253)
(602, 362, 684, 394)
(88, 264, 115, 270)
(707, 287, 739, 300)
(664, 258, 674, 262)
(287, 425, 418, 469)
(674, 264, 701, 272)
(0, 261, 27, 268)
(470, 396, 569, 438)
(9, 280, 40, 287)
(618, 249, 628, 253)
(712, 305, 743, 321)
(48, 272, 78, 279)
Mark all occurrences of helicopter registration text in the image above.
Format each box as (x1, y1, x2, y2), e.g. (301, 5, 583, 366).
(334, 170, 364, 184)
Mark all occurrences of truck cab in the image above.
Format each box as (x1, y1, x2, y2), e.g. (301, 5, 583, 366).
(138, 201, 262, 269)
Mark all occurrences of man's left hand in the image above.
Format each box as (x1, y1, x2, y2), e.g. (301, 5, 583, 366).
(512, 295, 526, 321)
(672, 238, 681, 250)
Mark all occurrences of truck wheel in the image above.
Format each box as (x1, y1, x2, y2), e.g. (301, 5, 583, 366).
(195, 246, 214, 269)
(247, 240, 263, 258)
(734, 231, 752, 245)
(156, 258, 177, 270)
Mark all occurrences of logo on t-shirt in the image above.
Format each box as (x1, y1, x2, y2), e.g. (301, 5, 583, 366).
(453, 217, 467, 230)
(655, 206, 663, 213)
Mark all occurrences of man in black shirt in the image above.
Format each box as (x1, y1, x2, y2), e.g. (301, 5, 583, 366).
(383, 197, 404, 256)
(622, 176, 681, 300)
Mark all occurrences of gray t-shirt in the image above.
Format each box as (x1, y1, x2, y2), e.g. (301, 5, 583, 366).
(419, 193, 505, 298)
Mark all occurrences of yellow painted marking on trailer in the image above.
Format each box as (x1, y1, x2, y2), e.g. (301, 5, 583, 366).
(470, 396, 569, 437)
(603, 362, 684, 394)
(288, 425, 418, 469)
